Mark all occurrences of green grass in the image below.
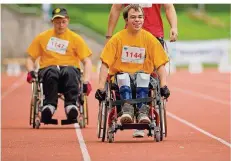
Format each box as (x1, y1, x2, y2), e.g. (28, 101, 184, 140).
(177, 63, 218, 69)
(162, 12, 230, 40)
(64, 5, 230, 40)
(14, 4, 230, 40)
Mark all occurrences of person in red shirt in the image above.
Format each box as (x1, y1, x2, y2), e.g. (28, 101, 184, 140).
(105, 4, 178, 137)
(105, 4, 178, 47)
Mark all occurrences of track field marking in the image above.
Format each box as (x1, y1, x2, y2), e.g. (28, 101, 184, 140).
(1, 73, 27, 100)
(74, 123, 91, 161)
(172, 87, 230, 106)
(167, 112, 231, 148)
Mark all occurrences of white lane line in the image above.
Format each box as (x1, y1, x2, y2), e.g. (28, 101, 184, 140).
(172, 77, 229, 91)
(167, 112, 231, 148)
(74, 123, 91, 161)
(1, 73, 27, 100)
(172, 87, 230, 106)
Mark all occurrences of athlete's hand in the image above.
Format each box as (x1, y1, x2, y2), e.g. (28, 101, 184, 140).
(26, 71, 36, 83)
(160, 85, 170, 99)
(83, 82, 92, 96)
(169, 27, 178, 42)
(95, 89, 106, 102)
(104, 36, 112, 45)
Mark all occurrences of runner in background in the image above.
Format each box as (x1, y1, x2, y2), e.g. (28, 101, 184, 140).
(105, 4, 178, 47)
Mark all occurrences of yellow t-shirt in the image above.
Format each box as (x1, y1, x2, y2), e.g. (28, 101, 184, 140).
(100, 29, 169, 75)
(27, 28, 92, 69)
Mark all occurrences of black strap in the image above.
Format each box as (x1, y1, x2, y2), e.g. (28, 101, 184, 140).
(110, 97, 154, 106)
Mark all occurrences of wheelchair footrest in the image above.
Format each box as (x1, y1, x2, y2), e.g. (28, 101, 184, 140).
(118, 123, 152, 130)
(42, 119, 58, 125)
(61, 119, 78, 125)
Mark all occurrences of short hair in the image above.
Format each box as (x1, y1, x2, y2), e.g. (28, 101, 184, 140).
(123, 4, 144, 20)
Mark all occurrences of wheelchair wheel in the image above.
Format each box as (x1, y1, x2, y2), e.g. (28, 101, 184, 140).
(163, 99, 168, 137)
(97, 103, 102, 138)
(101, 102, 108, 142)
(29, 85, 34, 126)
(97, 101, 108, 142)
(158, 99, 167, 141)
(79, 103, 86, 129)
(30, 82, 40, 129)
(84, 95, 89, 125)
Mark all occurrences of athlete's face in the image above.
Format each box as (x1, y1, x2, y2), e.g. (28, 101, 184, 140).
(52, 17, 69, 34)
(126, 8, 144, 32)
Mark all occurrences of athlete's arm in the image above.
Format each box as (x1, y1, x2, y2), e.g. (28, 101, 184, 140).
(26, 56, 36, 72)
(82, 56, 92, 83)
(105, 4, 123, 43)
(163, 4, 178, 42)
(98, 62, 109, 90)
(156, 65, 168, 87)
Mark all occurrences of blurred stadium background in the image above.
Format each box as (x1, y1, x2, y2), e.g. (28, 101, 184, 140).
(1, 4, 231, 75)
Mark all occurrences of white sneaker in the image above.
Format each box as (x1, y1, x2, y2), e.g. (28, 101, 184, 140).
(120, 114, 133, 124)
(138, 114, 151, 124)
(133, 130, 145, 138)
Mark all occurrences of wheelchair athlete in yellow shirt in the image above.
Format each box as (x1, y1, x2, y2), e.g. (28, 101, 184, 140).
(95, 4, 170, 125)
(26, 8, 92, 124)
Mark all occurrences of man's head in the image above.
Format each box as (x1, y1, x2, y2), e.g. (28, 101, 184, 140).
(51, 8, 69, 34)
(123, 4, 144, 32)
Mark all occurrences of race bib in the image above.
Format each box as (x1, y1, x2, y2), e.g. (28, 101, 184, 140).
(121, 46, 146, 64)
(46, 37, 69, 55)
(139, 4, 152, 8)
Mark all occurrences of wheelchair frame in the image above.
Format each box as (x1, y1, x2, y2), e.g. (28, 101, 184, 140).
(29, 71, 89, 129)
(97, 74, 167, 143)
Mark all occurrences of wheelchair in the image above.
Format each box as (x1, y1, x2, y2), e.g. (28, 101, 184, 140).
(97, 73, 167, 143)
(29, 71, 89, 129)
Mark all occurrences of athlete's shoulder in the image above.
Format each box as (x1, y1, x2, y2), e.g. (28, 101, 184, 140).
(110, 29, 126, 42)
(141, 29, 159, 43)
(36, 28, 53, 38)
(66, 29, 85, 41)
(66, 28, 77, 36)
(141, 29, 154, 37)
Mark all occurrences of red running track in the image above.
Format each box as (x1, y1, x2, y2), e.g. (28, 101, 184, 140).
(1, 69, 230, 161)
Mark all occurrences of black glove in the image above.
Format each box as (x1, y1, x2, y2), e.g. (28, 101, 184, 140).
(95, 89, 106, 102)
(160, 85, 170, 99)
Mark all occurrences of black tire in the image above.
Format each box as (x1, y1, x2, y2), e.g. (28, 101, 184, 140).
(84, 96, 89, 125)
(158, 101, 164, 141)
(29, 90, 34, 126)
(79, 104, 86, 128)
(97, 103, 103, 138)
(101, 102, 108, 142)
(163, 100, 167, 137)
(31, 82, 38, 129)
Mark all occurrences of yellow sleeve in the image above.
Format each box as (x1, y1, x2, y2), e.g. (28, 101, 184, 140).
(27, 35, 42, 60)
(150, 38, 169, 69)
(75, 35, 92, 61)
(100, 39, 117, 67)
